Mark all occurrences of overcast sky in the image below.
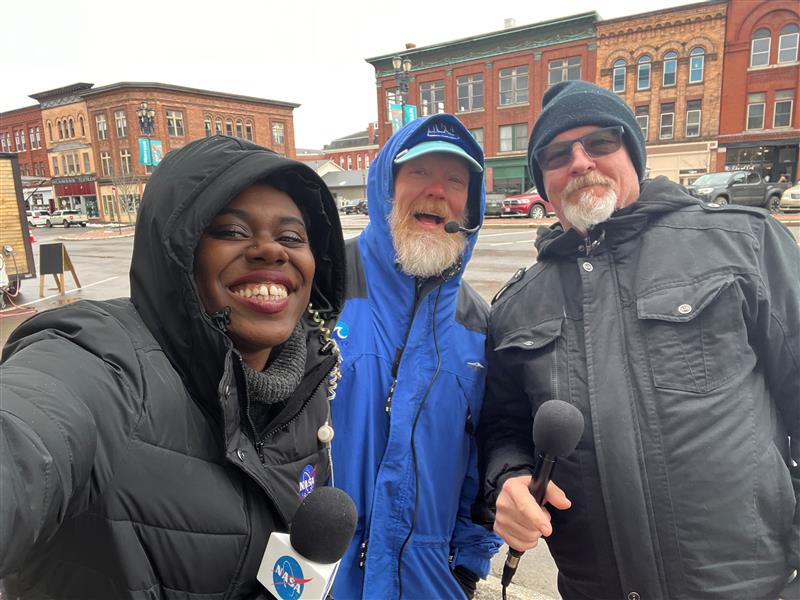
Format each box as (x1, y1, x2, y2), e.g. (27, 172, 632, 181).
(5, 0, 691, 149)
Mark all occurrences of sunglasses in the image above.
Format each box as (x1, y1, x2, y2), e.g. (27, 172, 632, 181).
(535, 126, 624, 171)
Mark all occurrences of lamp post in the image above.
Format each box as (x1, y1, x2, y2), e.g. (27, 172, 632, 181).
(391, 56, 412, 125)
(137, 101, 155, 136)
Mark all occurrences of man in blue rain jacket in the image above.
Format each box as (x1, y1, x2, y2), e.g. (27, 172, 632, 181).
(331, 114, 501, 599)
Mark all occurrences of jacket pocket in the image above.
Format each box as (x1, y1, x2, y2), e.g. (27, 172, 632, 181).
(637, 274, 742, 393)
(494, 317, 563, 352)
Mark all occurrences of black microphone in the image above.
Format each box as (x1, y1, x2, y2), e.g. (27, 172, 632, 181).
(500, 400, 584, 591)
(444, 220, 480, 235)
(258, 487, 358, 599)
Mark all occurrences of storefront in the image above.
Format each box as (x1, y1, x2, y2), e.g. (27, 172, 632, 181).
(486, 156, 532, 195)
(644, 141, 716, 186)
(721, 140, 799, 183)
(53, 177, 99, 218)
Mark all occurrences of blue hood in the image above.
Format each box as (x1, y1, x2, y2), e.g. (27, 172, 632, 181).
(363, 114, 485, 274)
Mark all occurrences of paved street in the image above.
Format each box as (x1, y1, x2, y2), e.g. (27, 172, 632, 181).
(2, 213, 799, 600)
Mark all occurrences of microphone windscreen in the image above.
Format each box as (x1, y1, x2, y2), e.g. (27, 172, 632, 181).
(290, 487, 358, 564)
(532, 400, 584, 457)
(444, 221, 461, 234)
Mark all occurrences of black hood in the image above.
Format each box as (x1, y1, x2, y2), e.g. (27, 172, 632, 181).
(536, 176, 699, 258)
(130, 135, 345, 405)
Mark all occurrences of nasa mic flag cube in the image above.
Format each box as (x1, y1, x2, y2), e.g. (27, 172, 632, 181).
(258, 532, 339, 600)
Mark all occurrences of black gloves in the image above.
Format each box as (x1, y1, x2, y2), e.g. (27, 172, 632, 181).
(452, 565, 479, 599)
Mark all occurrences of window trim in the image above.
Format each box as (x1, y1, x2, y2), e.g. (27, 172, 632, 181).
(612, 60, 626, 93)
(778, 26, 799, 64)
(750, 29, 771, 67)
(688, 47, 705, 83)
(498, 123, 528, 152)
(773, 97, 793, 128)
(456, 73, 484, 113)
(419, 79, 446, 117)
(662, 52, 678, 87)
(498, 65, 529, 106)
(659, 106, 675, 140)
(746, 97, 766, 130)
(685, 107, 701, 137)
(637, 56, 652, 91)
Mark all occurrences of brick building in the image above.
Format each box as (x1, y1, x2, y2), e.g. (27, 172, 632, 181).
(80, 82, 299, 222)
(717, 0, 799, 182)
(596, 0, 727, 185)
(30, 83, 99, 216)
(322, 123, 379, 171)
(366, 13, 597, 195)
(0, 104, 52, 210)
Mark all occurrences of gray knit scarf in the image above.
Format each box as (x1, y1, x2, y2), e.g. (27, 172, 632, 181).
(243, 322, 307, 430)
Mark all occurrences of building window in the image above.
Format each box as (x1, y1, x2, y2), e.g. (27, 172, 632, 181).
(225, 119, 233, 136)
(236, 119, 243, 138)
(659, 102, 675, 139)
(548, 56, 581, 87)
(245, 121, 253, 141)
(746, 92, 766, 129)
(115, 110, 127, 138)
(52, 157, 59, 176)
(612, 60, 626, 93)
(365, 155, 370, 169)
(79, 115, 85, 137)
(166, 111, 184, 136)
(67, 118, 75, 138)
(689, 47, 705, 83)
(100, 152, 112, 176)
(272, 122, 285, 145)
(685, 100, 701, 137)
(34, 162, 39, 176)
(120, 149, 132, 175)
(47, 121, 53, 141)
(386, 87, 401, 110)
(204, 116, 212, 137)
(61, 155, 67, 175)
(66, 154, 77, 174)
(57, 121, 64, 140)
(215, 117, 223, 135)
(29, 127, 35, 149)
(1, 136, 5, 152)
(751, 28, 771, 67)
(83, 152, 91, 173)
(469, 128, 484, 150)
(637, 56, 652, 90)
(420, 80, 445, 116)
(347, 156, 352, 170)
(499, 66, 529, 106)
(774, 90, 794, 128)
(778, 24, 799, 63)
(499, 123, 528, 152)
(456, 74, 484, 112)
(35, 127, 41, 148)
(95, 114, 108, 140)
(17, 130, 26, 151)
(662, 51, 677, 87)
(635, 106, 649, 140)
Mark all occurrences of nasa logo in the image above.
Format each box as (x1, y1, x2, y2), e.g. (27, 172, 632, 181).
(333, 321, 349, 340)
(272, 555, 313, 600)
(298, 464, 316, 499)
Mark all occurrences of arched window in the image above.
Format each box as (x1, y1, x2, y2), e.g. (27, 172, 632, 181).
(204, 115, 212, 137)
(235, 119, 243, 138)
(365, 155, 370, 169)
(225, 119, 233, 136)
(68, 118, 75, 138)
(357, 155, 362, 169)
(637, 55, 651, 90)
(688, 47, 705, 83)
(47, 121, 53, 142)
(662, 51, 677, 86)
(215, 117, 223, 135)
(751, 28, 771, 67)
(613, 59, 626, 93)
(245, 121, 254, 141)
(778, 24, 799, 63)
(57, 120, 64, 140)
(79, 115, 85, 137)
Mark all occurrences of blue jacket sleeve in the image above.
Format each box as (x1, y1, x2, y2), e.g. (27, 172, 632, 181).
(450, 427, 502, 578)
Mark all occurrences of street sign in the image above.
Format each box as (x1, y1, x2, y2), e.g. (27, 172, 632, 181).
(403, 104, 417, 124)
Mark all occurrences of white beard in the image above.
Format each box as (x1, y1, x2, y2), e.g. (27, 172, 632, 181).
(559, 174, 618, 234)
(388, 202, 467, 278)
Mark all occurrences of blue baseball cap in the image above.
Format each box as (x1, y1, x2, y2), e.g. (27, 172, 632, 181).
(393, 140, 483, 173)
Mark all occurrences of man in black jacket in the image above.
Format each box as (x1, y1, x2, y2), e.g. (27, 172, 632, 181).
(478, 81, 799, 600)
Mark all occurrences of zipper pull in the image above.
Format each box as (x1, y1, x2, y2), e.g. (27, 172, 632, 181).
(254, 440, 266, 465)
(384, 380, 397, 415)
(359, 538, 369, 569)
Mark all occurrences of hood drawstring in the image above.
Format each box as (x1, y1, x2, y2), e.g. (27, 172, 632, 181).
(210, 306, 232, 332)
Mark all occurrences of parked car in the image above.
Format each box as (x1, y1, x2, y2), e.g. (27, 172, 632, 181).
(26, 209, 50, 227)
(47, 209, 88, 227)
(484, 194, 505, 217)
(501, 187, 555, 219)
(779, 182, 800, 213)
(685, 171, 789, 213)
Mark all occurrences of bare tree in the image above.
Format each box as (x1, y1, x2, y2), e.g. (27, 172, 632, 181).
(109, 168, 143, 231)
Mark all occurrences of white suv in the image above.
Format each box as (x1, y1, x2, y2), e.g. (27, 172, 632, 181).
(26, 210, 50, 227)
(48, 210, 87, 227)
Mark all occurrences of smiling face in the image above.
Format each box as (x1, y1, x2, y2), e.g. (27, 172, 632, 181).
(389, 152, 470, 277)
(542, 125, 641, 234)
(194, 184, 315, 371)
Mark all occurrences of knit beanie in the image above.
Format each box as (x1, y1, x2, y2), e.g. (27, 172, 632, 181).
(527, 81, 646, 200)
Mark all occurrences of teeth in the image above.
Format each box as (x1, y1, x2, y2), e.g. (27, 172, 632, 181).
(233, 283, 289, 300)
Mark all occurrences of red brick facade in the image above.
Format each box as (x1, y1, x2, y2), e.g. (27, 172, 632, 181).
(0, 105, 49, 179)
(717, 0, 799, 181)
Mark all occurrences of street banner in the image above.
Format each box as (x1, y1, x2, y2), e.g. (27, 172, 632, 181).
(150, 140, 163, 166)
(139, 138, 152, 166)
(389, 103, 404, 133)
(403, 104, 417, 125)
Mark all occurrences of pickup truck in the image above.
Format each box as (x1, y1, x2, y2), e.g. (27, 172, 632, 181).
(686, 171, 790, 213)
(47, 209, 88, 227)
